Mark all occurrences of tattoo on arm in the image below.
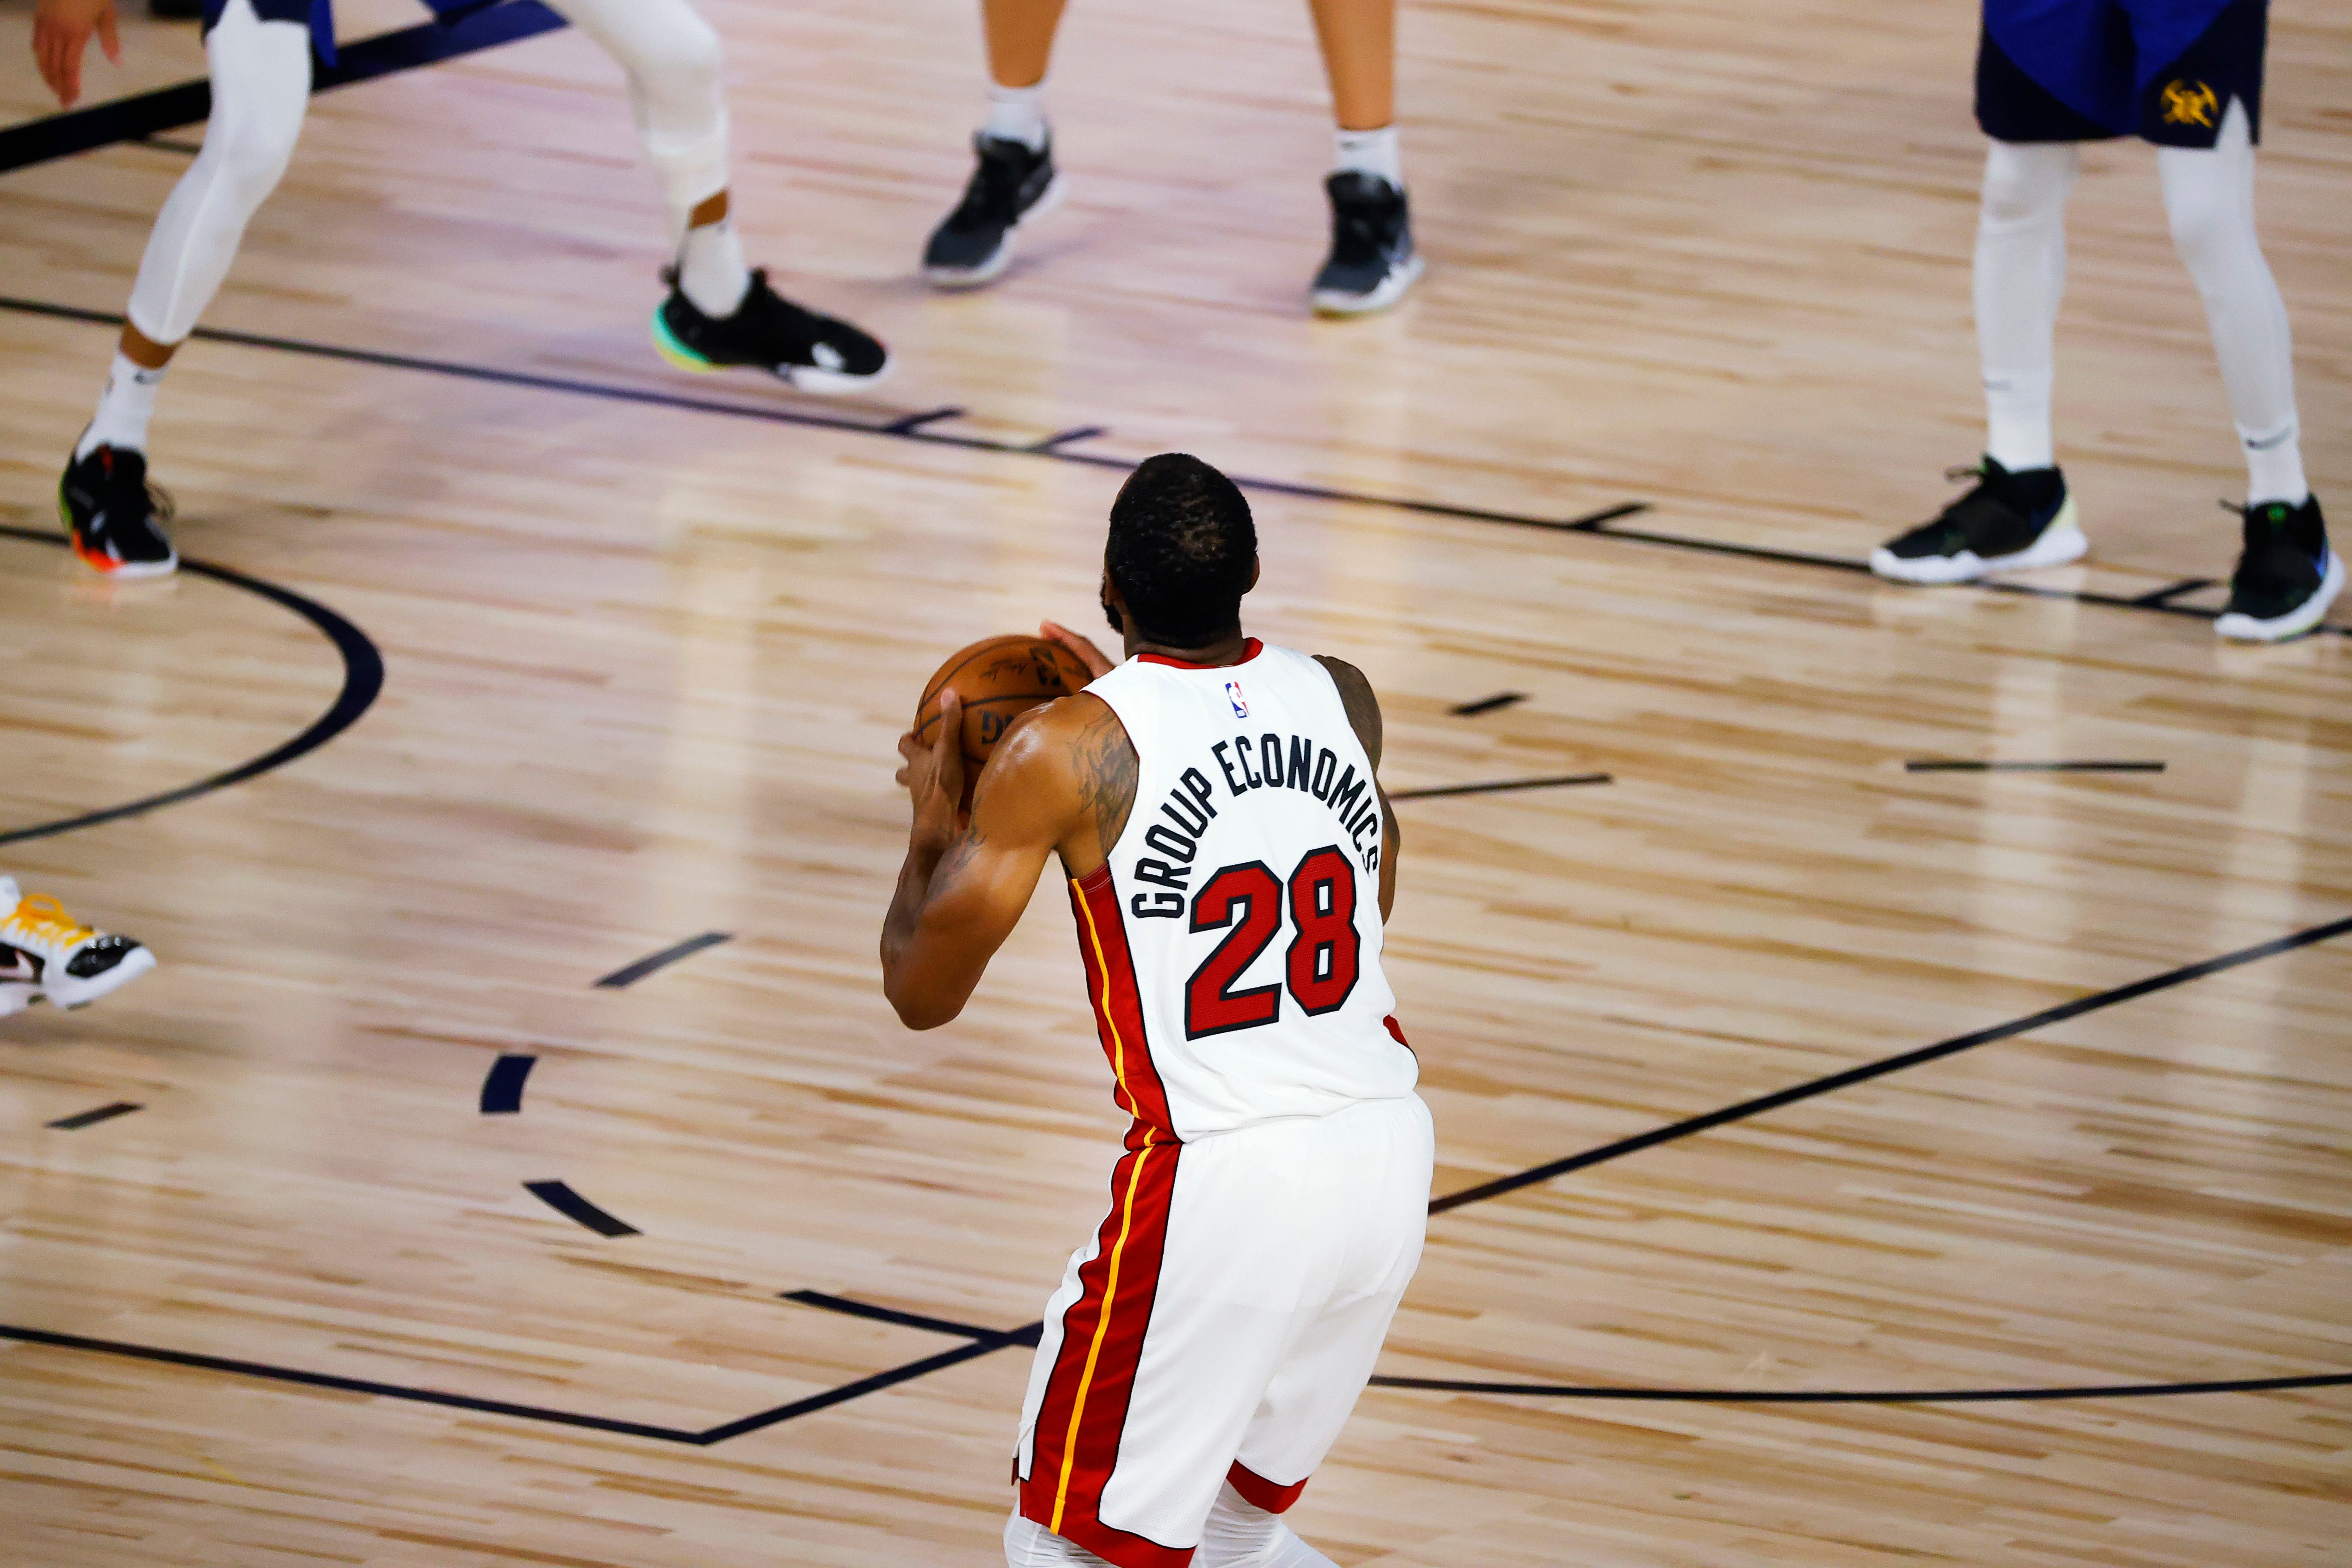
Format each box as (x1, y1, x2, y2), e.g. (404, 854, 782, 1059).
(1073, 710, 1140, 858)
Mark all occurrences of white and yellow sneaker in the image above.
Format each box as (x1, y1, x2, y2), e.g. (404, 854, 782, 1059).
(0, 877, 155, 1013)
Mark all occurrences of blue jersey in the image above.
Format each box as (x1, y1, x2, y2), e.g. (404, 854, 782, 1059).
(204, 0, 508, 67)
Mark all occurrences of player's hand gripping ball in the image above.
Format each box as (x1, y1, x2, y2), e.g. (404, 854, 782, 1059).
(911, 635, 1097, 815)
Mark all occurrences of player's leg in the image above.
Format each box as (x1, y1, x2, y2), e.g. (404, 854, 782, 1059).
(1305, 0, 1420, 317)
(1213, 1095, 1432, 1567)
(59, 0, 311, 579)
(923, 0, 1067, 289)
(2139, 0, 2336, 638)
(539, 0, 887, 392)
(1873, 8, 2112, 585)
(0, 875, 156, 1015)
(1012, 1129, 1323, 1565)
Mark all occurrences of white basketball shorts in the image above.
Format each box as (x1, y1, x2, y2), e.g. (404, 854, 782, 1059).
(1014, 1093, 1434, 1567)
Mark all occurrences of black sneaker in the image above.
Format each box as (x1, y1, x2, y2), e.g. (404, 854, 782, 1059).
(651, 268, 890, 395)
(1869, 457, 2085, 584)
(2215, 495, 2341, 642)
(59, 443, 177, 579)
(1311, 172, 1423, 316)
(923, 133, 1062, 289)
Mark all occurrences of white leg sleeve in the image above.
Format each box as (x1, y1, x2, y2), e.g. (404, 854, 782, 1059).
(124, 0, 311, 346)
(1004, 1510, 1115, 1567)
(2157, 99, 2306, 504)
(1197, 1482, 1338, 1568)
(1973, 138, 2077, 472)
(538, 0, 730, 235)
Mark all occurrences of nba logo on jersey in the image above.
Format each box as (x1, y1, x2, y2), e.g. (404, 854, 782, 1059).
(1226, 680, 1249, 718)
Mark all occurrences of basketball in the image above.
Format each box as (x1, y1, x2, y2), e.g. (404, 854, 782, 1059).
(913, 635, 1096, 808)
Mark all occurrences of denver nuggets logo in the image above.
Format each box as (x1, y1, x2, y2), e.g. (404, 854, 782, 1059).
(2160, 79, 2218, 128)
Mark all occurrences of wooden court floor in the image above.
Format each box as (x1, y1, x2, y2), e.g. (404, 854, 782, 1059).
(3, 0, 2349, 1563)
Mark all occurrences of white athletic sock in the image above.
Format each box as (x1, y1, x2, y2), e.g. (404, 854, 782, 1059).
(78, 353, 168, 458)
(1973, 139, 2076, 474)
(2157, 101, 2307, 506)
(676, 217, 751, 317)
(984, 80, 1049, 150)
(1332, 125, 1402, 187)
(1197, 1482, 1338, 1568)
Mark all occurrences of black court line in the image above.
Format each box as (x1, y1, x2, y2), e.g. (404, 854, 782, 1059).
(0, 526, 385, 846)
(882, 405, 965, 434)
(2134, 576, 2217, 607)
(478, 1054, 535, 1115)
(0, 2, 567, 175)
(7, 913, 2349, 1437)
(0, 1323, 706, 1442)
(1028, 425, 1108, 452)
(1448, 692, 1528, 717)
(1427, 910, 2352, 1214)
(1906, 760, 2166, 775)
(1366, 1370, 2352, 1404)
(593, 931, 732, 989)
(13, 293, 2330, 640)
(1391, 773, 1611, 800)
(784, 1290, 1041, 1348)
(522, 1180, 639, 1237)
(45, 1101, 143, 1130)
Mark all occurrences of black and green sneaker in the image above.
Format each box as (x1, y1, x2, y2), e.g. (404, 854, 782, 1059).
(2216, 495, 2341, 642)
(651, 268, 889, 395)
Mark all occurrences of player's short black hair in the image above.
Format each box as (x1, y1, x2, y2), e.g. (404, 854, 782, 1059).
(1105, 453, 1257, 644)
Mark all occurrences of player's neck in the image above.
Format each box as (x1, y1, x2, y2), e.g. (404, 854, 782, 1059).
(1126, 625, 1253, 667)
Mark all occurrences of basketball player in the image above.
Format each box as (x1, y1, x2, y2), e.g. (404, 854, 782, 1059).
(32, 0, 891, 579)
(0, 874, 155, 1016)
(1869, 0, 2335, 641)
(882, 454, 1430, 1566)
(920, 0, 1420, 316)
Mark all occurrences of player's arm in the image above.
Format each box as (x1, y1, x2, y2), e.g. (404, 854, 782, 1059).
(880, 693, 1099, 1030)
(1315, 655, 1400, 920)
(33, 0, 123, 109)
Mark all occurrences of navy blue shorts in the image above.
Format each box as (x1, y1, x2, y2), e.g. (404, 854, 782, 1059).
(201, 0, 506, 66)
(1977, 0, 2267, 147)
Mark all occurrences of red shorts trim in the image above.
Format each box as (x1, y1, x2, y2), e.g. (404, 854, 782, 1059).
(1020, 1137, 1185, 1567)
(1226, 1459, 1309, 1515)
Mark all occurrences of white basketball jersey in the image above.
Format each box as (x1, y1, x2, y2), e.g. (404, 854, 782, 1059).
(1067, 640, 1418, 1141)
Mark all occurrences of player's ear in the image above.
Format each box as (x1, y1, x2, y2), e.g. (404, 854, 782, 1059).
(1247, 555, 1262, 592)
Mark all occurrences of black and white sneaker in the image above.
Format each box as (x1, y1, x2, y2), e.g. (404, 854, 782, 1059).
(1311, 172, 1422, 317)
(2215, 495, 2341, 643)
(0, 876, 155, 1014)
(923, 133, 1063, 289)
(1870, 458, 2086, 584)
(59, 442, 178, 579)
(652, 269, 890, 395)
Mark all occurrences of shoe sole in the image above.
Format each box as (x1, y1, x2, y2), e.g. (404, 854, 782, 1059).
(1313, 252, 1426, 318)
(43, 945, 156, 1011)
(924, 174, 1067, 291)
(0, 982, 34, 1018)
(58, 481, 178, 580)
(648, 306, 892, 397)
(2215, 549, 2346, 643)
(1869, 498, 2086, 584)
